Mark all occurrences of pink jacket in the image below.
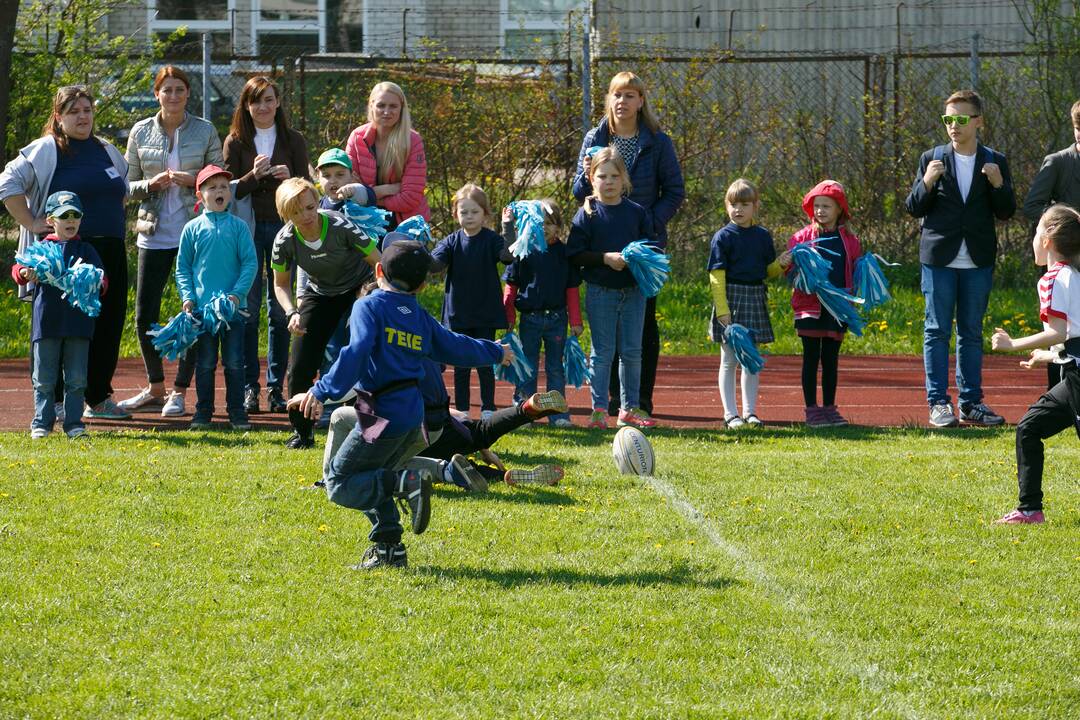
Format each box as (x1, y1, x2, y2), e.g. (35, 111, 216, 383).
(786, 224, 862, 318)
(345, 122, 431, 223)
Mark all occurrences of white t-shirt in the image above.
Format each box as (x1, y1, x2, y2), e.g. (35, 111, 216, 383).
(137, 128, 188, 250)
(947, 151, 978, 269)
(255, 125, 277, 158)
(1044, 263, 1080, 362)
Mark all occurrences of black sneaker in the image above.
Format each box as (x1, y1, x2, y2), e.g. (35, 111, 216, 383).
(392, 468, 433, 534)
(446, 453, 488, 492)
(244, 387, 261, 414)
(268, 387, 287, 413)
(352, 542, 407, 570)
(285, 431, 315, 449)
(959, 402, 1005, 426)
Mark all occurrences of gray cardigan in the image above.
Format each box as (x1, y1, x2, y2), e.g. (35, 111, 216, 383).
(0, 135, 128, 300)
(126, 112, 224, 237)
(1023, 144, 1080, 222)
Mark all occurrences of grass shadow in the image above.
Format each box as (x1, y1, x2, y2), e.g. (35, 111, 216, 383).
(414, 560, 738, 591)
(433, 485, 576, 506)
(97, 429, 272, 448)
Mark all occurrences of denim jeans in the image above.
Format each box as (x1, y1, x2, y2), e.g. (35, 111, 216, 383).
(921, 264, 993, 407)
(324, 426, 426, 544)
(244, 220, 290, 393)
(515, 308, 569, 423)
(32, 337, 89, 433)
(194, 322, 246, 422)
(585, 283, 646, 412)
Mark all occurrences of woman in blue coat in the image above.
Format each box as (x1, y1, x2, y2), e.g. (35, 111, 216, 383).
(572, 71, 685, 417)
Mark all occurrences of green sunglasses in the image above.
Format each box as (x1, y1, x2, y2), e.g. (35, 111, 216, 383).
(941, 114, 980, 126)
(55, 210, 83, 220)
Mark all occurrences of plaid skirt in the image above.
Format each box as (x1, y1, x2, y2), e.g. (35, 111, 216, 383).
(709, 281, 774, 345)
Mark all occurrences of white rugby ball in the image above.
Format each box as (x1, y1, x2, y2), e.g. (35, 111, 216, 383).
(612, 426, 655, 476)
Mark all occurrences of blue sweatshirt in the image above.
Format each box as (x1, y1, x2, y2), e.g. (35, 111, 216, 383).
(16, 235, 105, 342)
(431, 227, 508, 330)
(176, 210, 258, 309)
(566, 198, 654, 289)
(503, 242, 580, 311)
(312, 288, 505, 435)
(707, 224, 776, 284)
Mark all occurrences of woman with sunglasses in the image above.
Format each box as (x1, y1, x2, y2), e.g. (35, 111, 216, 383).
(1, 85, 131, 421)
(905, 89, 1016, 429)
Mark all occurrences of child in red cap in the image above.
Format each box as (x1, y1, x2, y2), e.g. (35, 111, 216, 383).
(779, 180, 863, 428)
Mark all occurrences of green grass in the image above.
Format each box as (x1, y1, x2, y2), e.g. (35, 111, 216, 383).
(1, 426, 1077, 717)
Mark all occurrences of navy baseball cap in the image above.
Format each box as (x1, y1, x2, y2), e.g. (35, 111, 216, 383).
(380, 240, 431, 292)
(44, 191, 83, 217)
(379, 231, 413, 252)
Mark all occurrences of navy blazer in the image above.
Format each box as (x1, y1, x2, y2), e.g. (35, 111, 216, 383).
(904, 143, 1016, 268)
(572, 118, 685, 248)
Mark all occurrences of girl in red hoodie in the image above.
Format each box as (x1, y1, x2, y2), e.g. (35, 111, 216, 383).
(780, 180, 862, 428)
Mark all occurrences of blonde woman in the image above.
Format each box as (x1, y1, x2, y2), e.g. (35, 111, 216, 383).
(345, 82, 430, 225)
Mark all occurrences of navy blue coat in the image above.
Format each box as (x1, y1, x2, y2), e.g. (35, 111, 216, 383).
(572, 118, 685, 248)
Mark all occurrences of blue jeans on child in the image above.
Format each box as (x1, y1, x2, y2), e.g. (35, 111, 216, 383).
(585, 283, 645, 412)
(515, 308, 570, 424)
(194, 322, 246, 422)
(324, 426, 425, 544)
(921, 264, 993, 407)
(244, 219, 291, 395)
(32, 337, 89, 433)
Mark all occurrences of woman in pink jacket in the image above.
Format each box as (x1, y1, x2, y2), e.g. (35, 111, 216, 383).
(345, 82, 430, 227)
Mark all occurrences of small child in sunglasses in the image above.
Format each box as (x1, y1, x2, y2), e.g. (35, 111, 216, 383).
(11, 191, 108, 439)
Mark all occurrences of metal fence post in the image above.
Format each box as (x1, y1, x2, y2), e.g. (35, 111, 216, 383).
(202, 33, 211, 121)
(582, 8, 591, 134)
(970, 33, 980, 90)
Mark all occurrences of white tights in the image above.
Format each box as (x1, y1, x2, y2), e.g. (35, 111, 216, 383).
(719, 343, 761, 419)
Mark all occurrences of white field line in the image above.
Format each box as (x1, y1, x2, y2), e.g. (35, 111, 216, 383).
(644, 473, 923, 720)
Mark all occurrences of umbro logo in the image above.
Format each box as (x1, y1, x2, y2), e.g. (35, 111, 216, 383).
(397, 306, 412, 315)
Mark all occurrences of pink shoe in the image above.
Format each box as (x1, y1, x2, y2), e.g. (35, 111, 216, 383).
(994, 509, 1045, 524)
(804, 406, 829, 428)
(617, 408, 657, 428)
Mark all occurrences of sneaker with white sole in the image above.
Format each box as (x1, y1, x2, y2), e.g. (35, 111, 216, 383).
(523, 390, 568, 419)
(994, 509, 1045, 524)
(505, 464, 563, 487)
(446, 454, 488, 492)
(30, 427, 51, 439)
(724, 414, 745, 429)
(959, 402, 1005, 426)
(392, 468, 433, 534)
(353, 542, 407, 570)
(83, 398, 131, 420)
(617, 408, 657, 429)
(161, 391, 186, 417)
(928, 402, 959, 428)
(66, 426, 88, 439)
(117, 388, 164, 412)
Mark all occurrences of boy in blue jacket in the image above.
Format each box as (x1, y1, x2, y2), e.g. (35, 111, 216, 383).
(176, 165, 258, 430)
(293, 240, 512, 570)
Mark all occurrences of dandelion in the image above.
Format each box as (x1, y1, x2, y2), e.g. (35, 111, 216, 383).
(654, 543, 663, 549)
(317, 524, 330, 533)
(152, 542, 162, 548)
(968, 559, 977, 565)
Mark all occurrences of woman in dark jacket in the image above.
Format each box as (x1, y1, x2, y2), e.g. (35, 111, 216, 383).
(572, 71, 684, 417)
(223, 76, 311, 415)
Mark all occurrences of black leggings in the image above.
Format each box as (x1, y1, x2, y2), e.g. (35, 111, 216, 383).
(452, 327, 496, 412)
(135, 247, 195, 387)
(286, 289, 358, 436)
(801, 336, 842, 407)
(424, 401, 534, 459)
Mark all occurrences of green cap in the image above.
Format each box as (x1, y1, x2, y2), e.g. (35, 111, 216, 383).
(317, 148, 352, 171)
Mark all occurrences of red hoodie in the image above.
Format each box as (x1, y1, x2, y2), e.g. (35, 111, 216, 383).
(786, 181, 862, 319)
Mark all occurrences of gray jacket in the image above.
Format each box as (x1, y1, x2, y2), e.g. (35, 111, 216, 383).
(1023, 144, 1080, 222)
(126, 112, 223, 236)
(0, 135, 128, 300)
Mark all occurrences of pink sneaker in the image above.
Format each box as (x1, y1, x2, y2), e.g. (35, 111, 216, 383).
(617, 408, 657, 428)
(587, 410, 609, 429)
(994, 509, 1045, 524)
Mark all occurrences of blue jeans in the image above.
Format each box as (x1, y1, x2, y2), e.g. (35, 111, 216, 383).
(325, 426, 425, 544)
(921, 264, 993, 407)
(194, 322, 246, 422)
(585, 283, 645, 412)
(244, 220, 290, 393)
(515, 308, 569, 423)
(32, 337, 89, 433)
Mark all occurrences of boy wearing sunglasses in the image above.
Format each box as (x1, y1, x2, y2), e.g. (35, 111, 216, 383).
(905, 90, 1016, 429)
(12, 191, 108, 439)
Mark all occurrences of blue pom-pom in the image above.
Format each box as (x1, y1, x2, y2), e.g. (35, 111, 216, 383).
(584, 146, 603, 159)
(59, 258, 105, 318)
(723, 323, 766, 374)
(342, 202, 391, 244)
(395, 215, 434, 247)
(817, 285, 866, 336)
(148, 311, 202, 361)
(563, 335, 591, 388)
(494, 331, 535, 386)
(14, 241, 66, 285)
(201, 292, 237, 336)
(789, 242, 836, 294)
(506, 200, 548, 259)
(621, 240, 670, 298)
(853, 253, 898, 312)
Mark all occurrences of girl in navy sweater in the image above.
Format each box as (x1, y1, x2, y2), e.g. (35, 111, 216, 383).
(566, 148, 655, 429)
(431, 184, 511, 419)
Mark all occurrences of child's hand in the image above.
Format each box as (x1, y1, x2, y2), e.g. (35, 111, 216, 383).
(297, 390, 323, 420)
(19, 267, 38, 283)
(287, 312, 305, 335)
(990, 328, 1013, 351)
(1020, 349, 1057, 369)
(499, 342, 515, 366)
(502, 207, 513, 222)
(776, 251, 792, 269)
(581, 155, 592, 176)
(183, 300, 195, 314)
(982, 163, 1003, 188)
(480, 448, 505, 471)
(227, 294, 240, 308)
(285, 393, 308, 411)
(334, 183, 362, 201)
(603, 252, 627, 271)
(570, 324, 584, 337)
(923, 160, 946, 188)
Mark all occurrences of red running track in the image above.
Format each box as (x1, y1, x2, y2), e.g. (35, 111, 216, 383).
(0, 354, 1045, 432)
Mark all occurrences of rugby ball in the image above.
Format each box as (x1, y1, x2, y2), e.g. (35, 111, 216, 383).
(612, 426, 655, 476)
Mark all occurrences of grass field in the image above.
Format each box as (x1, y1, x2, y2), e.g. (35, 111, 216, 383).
(2, 425, 1077, 718)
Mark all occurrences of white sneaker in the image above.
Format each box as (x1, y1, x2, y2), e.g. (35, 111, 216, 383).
(161, 391, 186, 417)
(30, 427, 51, 439)
(117, 388, 164, 412)
(929, 402, 959, 428)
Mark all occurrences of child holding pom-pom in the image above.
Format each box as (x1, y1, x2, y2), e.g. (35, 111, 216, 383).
(430, 183, 512, 419)
(707, 179, 786, 428)
(176, 166, 258, 430)
(566, 148, 656, 429)
(12, 191, 107, 439)
(501, 199, 583, 427)
(779, 180, 863, 428)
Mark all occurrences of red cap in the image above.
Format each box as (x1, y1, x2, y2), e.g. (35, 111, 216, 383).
(195, 164, 233, 193)
(801, 180, 851, 222)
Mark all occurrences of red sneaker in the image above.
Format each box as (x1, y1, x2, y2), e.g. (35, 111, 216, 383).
(587, 410, 609, 429)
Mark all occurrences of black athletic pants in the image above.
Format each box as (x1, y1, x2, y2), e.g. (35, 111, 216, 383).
(423, 400, 533, 459)
(85, 237, 128, 406)
(1015, 364, 1080, 512)
(286, 289, 357, 437)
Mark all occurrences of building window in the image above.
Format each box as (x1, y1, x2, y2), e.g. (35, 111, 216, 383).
(148, 0, 234, 31)
(501, 0, 584, 57)
(251, 0, 326, 55)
